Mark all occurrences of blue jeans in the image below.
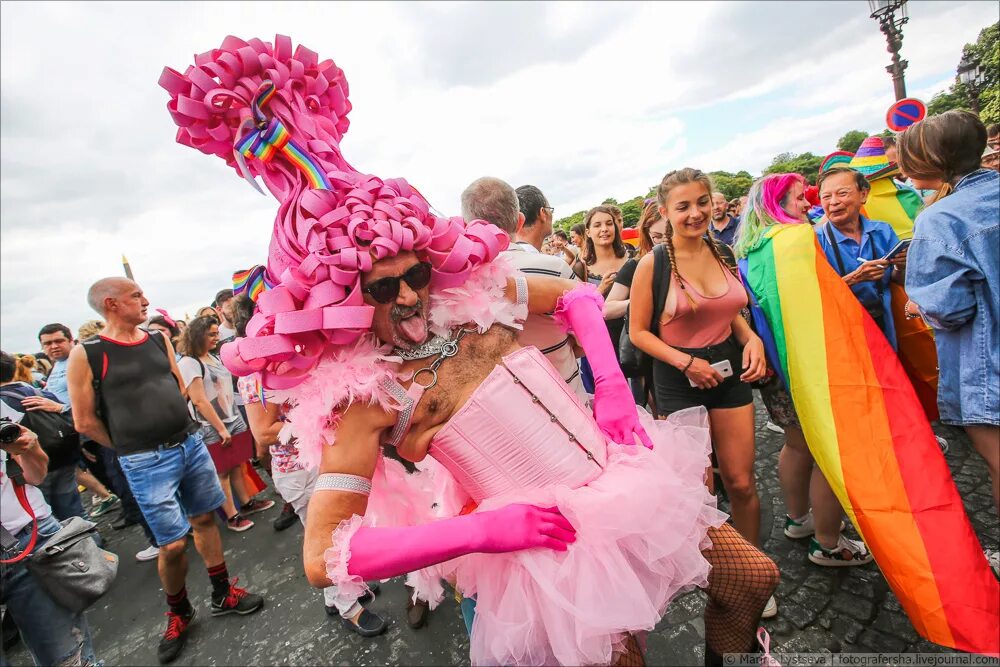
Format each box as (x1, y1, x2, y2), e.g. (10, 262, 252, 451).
(0, 514, 98, 666)
(99, 447, 156, 546)
(118, 433, 226, 547)
(36, 465, 86, 522)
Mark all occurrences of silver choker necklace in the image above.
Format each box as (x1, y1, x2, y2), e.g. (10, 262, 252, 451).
(393, 328, 473, 361)
(393, 334, 454, 360)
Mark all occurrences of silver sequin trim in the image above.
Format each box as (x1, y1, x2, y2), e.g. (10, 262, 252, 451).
(381, 376, 415, 449)
(515, 276, 528, 307)
(314, 473, 372, 496)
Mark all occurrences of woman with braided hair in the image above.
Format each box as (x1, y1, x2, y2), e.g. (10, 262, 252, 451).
(629, 168, 777, 622)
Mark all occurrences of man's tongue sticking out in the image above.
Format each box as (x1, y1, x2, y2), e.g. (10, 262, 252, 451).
(397, 311, 428, 345)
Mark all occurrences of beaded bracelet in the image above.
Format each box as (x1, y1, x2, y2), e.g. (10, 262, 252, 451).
(681, 354, 695, 373)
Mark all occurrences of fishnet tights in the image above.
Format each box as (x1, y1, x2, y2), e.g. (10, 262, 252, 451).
(702, 523, 780, 656)
(611, 633, 645, 667)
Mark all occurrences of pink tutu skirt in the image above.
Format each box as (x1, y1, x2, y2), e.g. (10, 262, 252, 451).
(415, 407, 726, 666)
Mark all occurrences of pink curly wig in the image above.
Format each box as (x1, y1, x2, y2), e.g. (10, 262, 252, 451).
(160, 35, 507, 389)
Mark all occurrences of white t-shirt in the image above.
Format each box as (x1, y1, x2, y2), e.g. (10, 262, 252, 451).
(501, 246, 587, 402)
(1, 402, 52, 535)
(178, 354, 245, 443)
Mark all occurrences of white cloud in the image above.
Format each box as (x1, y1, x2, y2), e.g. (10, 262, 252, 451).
(1, 0, 995, 353)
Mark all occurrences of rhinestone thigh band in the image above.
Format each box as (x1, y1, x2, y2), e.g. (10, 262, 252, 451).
(314, 473, 372, 496)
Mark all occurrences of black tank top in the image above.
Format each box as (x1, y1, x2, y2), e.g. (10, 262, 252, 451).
(83, 332, 196, 455)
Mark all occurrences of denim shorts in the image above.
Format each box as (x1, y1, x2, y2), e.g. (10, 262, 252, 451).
(118, 432, 226, 547)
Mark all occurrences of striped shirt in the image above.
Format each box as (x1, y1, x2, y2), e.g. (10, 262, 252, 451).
(501, 244, 587, 402)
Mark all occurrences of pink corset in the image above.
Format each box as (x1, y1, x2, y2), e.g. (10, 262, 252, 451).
(427, 346, 607, 503)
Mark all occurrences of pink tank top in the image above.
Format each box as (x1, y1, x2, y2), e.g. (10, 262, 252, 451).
(659, 261, 747, 348)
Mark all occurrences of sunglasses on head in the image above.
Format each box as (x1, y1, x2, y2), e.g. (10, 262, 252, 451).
(363, 261, 433, 304)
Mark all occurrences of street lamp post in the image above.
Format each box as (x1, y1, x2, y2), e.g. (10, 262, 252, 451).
(957, 50, 986, 115)
(868, 0, 909, 101)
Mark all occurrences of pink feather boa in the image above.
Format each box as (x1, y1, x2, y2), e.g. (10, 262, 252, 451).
(277, 258, 523, 470)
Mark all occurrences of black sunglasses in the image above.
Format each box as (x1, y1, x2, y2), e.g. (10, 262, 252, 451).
(363, 262, 433, 304)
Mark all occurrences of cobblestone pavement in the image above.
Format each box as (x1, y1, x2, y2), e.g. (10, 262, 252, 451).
(4, 399, 997, 666)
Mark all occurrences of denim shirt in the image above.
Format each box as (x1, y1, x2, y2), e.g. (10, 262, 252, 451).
(816, 217, 900, 350)
(905, 169, 999, 426)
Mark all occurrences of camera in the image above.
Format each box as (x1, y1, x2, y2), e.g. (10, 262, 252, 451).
(0, 417, 21, 445)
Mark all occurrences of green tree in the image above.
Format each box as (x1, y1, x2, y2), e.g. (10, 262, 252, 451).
(554, 210, 586, 233)
(836, 130, 869, 153)
(969, 22, 1000, 124)
(763, 152, 823, 184)
(928, 22, 998, 123)
(927, 87, 970, 116)
(708, 170, 754, 200)
(619, 197, 644, 228)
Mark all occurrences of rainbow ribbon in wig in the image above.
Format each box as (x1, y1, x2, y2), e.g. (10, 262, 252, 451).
(742, 224, 999, 655)
(233, 80, 332, 191)
(232, 265, 272, 303)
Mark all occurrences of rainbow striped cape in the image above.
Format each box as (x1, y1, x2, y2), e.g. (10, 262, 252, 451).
(743, 224, 999, 655)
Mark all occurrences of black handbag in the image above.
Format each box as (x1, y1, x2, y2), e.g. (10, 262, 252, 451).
(618, 245, 670, 378)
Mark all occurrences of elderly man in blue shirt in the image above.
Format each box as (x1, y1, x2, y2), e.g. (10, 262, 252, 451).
(815, 167, 906, 349)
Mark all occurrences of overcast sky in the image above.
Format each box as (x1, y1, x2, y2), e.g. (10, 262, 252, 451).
(1, 1, 995, 354)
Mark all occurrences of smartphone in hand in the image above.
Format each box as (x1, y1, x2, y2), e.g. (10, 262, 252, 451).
(689, 359, 733, 387)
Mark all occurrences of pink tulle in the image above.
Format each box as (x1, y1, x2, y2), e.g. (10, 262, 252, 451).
(323, 514, 372, 611)
(551, 283, 605, 335)
(451, 408, 725, 666)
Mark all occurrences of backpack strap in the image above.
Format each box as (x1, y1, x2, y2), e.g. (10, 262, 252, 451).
(650, 243, 672, 329)
(81, 337, 107, 396)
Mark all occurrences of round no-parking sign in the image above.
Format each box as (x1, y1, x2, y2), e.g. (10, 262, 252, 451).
(886, 98, 927, 132)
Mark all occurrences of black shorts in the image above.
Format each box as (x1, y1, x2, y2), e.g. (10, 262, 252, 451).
(652, 336, 753, 416)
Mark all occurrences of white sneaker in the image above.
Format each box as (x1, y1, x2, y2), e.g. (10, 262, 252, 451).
(765, 421, 785, 434)
(784, 511, 815, 539)
(762, 595, 778, 619)
(136, 545, 160, 562)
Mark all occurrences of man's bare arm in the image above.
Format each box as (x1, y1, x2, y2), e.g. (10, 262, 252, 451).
(66, 345, 114, 449)
(302, 403, 384, 588)
(505, 275, 578, 316)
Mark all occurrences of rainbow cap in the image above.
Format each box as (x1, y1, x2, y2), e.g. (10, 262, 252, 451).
(848, 136, 899, 180)
(820, 150, 854, 173)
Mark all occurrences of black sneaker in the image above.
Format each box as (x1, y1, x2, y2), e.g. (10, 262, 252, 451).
(210, 578, 264, 616)
(342, 608, 387, 638)
(273, 503, 297, 532)
(325, 582, 380, 616)
(158, 609, 195, 664)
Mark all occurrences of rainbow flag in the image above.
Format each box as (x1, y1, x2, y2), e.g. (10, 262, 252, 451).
(862, 177, 923, 240)
(744, 224, 999, 655)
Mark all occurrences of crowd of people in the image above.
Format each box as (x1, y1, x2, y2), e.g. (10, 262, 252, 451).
(1, 30, 998, 667)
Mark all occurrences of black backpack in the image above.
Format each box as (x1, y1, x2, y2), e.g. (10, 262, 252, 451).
(0, 388, 80, 469)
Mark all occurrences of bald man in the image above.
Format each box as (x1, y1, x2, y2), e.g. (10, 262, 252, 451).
(67, 277, 264, 664)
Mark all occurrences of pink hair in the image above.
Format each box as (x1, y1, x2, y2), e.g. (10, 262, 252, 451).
(758, 173, 805, 225)
(732, 173, 806, 258)
(160, 35, 507, 388)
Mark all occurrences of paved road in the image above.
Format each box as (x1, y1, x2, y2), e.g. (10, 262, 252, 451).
(5, 399, 996, 666)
